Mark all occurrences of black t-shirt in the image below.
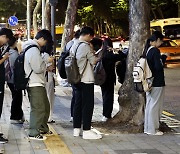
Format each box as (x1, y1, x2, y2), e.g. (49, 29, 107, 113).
(0, 52, 5, 84)
(146, 47, 165, 87)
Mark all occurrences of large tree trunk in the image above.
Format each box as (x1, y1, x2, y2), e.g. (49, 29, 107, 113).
(33, 0, 42, 35)
(109, 0, 150, 129)
(45, 0, 51, 30)
(61, 0, 79, 50)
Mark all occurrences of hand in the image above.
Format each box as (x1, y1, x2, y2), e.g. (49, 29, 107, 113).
(48, 56, 55, 63)
(47, 65, 54, 72)
(3, 52, 9, 60)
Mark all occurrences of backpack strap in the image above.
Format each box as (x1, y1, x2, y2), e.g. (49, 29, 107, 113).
(146, 46, 154, 57)
(24, 44, 39, 78)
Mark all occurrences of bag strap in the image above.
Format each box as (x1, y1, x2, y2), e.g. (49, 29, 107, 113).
(146, 46, 154, 57)
(24, 44, 39, 78)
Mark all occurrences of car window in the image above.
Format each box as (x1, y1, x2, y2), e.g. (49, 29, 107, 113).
(160, 40, 177, 47)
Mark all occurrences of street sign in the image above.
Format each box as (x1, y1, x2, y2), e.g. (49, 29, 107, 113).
(8, 16, 18, 26)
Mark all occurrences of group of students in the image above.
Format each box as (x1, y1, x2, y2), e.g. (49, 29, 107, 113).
(0, 28, 55, 142)
(0, 26, 166, 143)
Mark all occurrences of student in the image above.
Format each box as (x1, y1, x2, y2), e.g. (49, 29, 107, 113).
(100, 38, 127, 122)
(23, 29, 53, 140)
(0, 28, 13, 143)
(5, 36, 24, 124)
(71, 26, 102, 139)
(144, 31, 165, 135)
(41, 41, 55, 123)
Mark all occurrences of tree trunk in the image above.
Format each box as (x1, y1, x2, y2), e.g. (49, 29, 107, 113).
(33, 0, 42, 36)
(157, 6, 164, 19)
(109, 0, 150, 129)
(178, 2, 180, 17)
(45, 0, 51, 30)
(61, 0, 79, 50)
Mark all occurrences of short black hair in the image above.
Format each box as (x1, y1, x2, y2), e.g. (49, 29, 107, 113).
(8, 36, 17, 47)
(90, 37, 102, 51)
(74, 29, 80, 39)
(80, 26, 94, 37)
(35, 29, 53, 43)
(0, 28, 13, 40)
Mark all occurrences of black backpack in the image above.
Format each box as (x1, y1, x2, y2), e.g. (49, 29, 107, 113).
(14, 45, 39, 90)
(57, 41, 74, 79)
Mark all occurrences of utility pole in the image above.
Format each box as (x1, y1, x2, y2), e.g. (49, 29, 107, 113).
(27, 0, 31, 39)
(42, 0, 46, 29)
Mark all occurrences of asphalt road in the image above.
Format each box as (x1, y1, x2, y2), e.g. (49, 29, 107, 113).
(164, 62, 180, 120)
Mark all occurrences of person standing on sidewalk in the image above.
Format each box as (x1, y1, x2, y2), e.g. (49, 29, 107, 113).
(71, 26, 102, 140)
(24, 30, 53, 140)
(0, 28, 13, 143)
(144, 31, 165, 135)
(100, 38, 127, 122)
(5, 36, 24, 124)
(41, 41, 55, 123)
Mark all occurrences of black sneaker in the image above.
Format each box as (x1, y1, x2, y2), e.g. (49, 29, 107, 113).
(0, 136, 8, 144)
(41, 131, 53, 136)
(28, 134, 47, 140)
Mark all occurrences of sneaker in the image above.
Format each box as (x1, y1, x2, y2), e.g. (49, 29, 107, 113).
(147, 131, 164, 136)
(10, 119, 24, 124)
(29, 134, 47, 140)
(48, 120, 55, 123)
(82, 130, 102, 140)
(41, 131, 53, 136)
(70, 117, 73, 122)
(101, 116, 108, 122)
(0, 136, 8, 144)
(73, 128, 81, 137)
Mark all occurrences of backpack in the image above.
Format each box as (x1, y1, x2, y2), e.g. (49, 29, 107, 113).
(133, 47, 154, 93)
(94, 59, 106, 85)
(65, 42, 86, 84)
(14, 45, 39, 90)
(57, 41, 74, 79)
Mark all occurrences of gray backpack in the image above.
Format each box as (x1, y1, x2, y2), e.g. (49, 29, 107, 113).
(65, 42, 87, 84)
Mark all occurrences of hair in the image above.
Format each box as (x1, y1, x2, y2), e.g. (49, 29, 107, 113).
(41, 40, 54, 55)
(90, 37, 103, 52)
(80, 26, 94, 37)
(101, 37, 113, 57)
(0, 28, 13, 40)
(143, 31, 164, 56)
(74, 29, 80, 39)
(8, 36, 17, 47)
(35, 29, 53, 43)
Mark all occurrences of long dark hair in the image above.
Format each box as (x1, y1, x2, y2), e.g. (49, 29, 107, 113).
(41, 40, 54, 55)
(143, 31, 164, 57)
(102, 38, 113, 58)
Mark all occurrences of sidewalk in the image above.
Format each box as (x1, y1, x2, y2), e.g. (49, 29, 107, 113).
(0, 82, 179, 154)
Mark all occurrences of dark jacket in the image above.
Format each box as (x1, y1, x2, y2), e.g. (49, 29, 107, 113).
(102, 50, 126, 85)
(146, 47, 165, 87)
(0, 53, 5, 84)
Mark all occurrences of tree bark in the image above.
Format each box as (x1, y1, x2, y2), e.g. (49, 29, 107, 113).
(109, 0, 150, 128)
(61, 0, 79, 50)
(45, 0, 51, 30)
(33, 0, 42, 35)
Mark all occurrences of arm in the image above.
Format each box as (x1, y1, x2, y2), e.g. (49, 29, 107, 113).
(28, 49, 46, 74)
(0, 53, 9, 65)
(153, 49, 164, 71)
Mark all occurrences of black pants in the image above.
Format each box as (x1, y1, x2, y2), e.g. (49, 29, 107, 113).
(101, 82, 114, 118)
(7, 83, 23, 120)
(73, 82, 94, 130)
(71, 85, 76, 117)
(0, 83, 4, 118)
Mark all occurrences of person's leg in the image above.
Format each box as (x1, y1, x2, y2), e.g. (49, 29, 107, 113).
(28, 87, 47, 136)
(73, 83, 82, 129)
(101, 83, 114, 118)
(71, 85, 76, 118)
(82, 83, 94, 130)
(0, 83, 4, 118)
(145, 87, 164, 134)
(7, 83, 23, 120)
(46, 81, 54, 122)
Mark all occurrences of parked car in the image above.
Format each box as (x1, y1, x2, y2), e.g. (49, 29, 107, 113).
(159, 39, 180, 61)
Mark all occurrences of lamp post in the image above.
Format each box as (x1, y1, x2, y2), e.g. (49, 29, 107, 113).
(27, 0, 31, 39)
(42, 0, 45, 29)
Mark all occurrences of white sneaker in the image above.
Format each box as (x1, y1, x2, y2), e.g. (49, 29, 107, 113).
(70, 117, 73, 122)
(82, 130, 102, 140)
(101, 116, 108, 122)
(147, 131, 164, 136)
(73, 128, 81, 137)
